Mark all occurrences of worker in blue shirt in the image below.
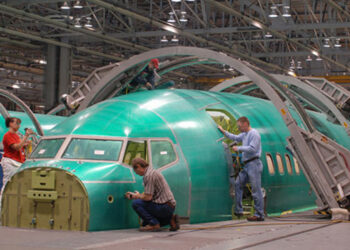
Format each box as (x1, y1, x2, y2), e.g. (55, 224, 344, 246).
(130, 58, 159, 90)
(218, 116, 264, 221)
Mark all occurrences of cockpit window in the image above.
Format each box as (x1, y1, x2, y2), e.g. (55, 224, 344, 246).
(31, 138, 65, 159)
(62, 139, 122, 161)
(123, 140, 148, 166)
(151, 141, 176, 169)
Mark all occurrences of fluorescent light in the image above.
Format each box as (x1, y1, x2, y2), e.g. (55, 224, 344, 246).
(265, 32, 272, 38)
(73, 1, 83, 9)
(316, 57, 323, 61)
(334, 39, 342, 48)
(163, 25, 178, 34)
(171, 35, 179, 42)
(323, 38, 330, 48)
(84, 17, 93, 28)
(180, 12, 188, 23)
(171, 0, 181, 2)
(160, 36, 168, 42)
(297, 61, 302, 70)
(12, 84, 20, 89)
(39, 60, 47, 65)
(282, 6, 291, 17)
(288, 70, 296, 77)
(311, 50, 319, 57)
(74, 18, 82, 28)
(269, 6, 278, 18)
(167, 12, 176, 23)
(251, 21, 263, 29)
(306, 56, 312, 62)
(61, 1, 70, 10)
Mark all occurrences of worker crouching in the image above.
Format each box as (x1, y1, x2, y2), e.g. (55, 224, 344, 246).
(125, 157, 180, 232)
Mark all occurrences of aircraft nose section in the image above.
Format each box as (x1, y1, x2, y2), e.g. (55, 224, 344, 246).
(1, 167, 90, 231)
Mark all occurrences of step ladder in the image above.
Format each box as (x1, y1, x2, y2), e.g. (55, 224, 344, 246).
(299, 77, 350, 117)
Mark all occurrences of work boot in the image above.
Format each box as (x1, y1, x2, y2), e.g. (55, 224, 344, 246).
(139, 224, 161, 232)
(247, 215, 264, 221)
(169, 214, 180, 231)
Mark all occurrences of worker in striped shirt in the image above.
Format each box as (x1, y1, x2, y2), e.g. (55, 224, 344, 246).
(125, 157, 180, 232)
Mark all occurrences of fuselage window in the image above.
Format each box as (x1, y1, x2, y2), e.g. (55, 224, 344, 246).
(30, 138, 65, 159)
(276, 153, 285, 175)
(293, 157, 300, 175)
(265, 153, 275, 175)
(123, 140, 148, 166)
(150, 140, 177, 169)
(62, 139, 123, 161)
(285, 154, 293, 175)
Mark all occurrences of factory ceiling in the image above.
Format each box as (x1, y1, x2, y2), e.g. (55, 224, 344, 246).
(0, 0, 350, 107)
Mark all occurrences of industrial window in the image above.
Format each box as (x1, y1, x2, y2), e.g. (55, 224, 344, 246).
(151, 140, 176, 169)
(293, 157, 300, 175)
(62, 139, 123, 161)
(123, 140, 148, 166)
(265, 153, 275, 175)
(276, 153, 285, 174)
(31, 138, 65, 159)
(285, 154, 293, 175)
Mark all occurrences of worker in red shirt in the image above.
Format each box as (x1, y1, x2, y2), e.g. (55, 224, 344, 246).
(1, 117, 34, 194)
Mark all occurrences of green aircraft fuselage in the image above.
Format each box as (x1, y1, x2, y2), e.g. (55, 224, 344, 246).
(2, 89, 350, 231)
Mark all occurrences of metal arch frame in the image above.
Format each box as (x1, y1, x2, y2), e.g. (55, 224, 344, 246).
(0, 89, 44, 136)
(210, 74, 350, 135)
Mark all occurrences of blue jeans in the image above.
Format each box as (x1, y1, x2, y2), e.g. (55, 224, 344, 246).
(235, 159, 264, 218)
(132, 199, 174, 226)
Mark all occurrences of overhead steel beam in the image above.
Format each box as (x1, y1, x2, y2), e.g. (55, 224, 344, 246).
(204, 0, 350, 73)
(325, 0, 350, 19)
(0, 27, 123, 61)
(253, 50, 350, 58)
(0, 37, 41, 49)
(0, 3, 148, 52)
(88, 0, 285, 73)
(0, 61, 84, 81)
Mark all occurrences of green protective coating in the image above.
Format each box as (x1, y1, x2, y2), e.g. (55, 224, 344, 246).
(10, 89, 350, 231)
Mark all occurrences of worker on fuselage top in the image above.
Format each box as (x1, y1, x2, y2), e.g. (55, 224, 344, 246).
(125, 157, 180, 232)
(218, 116, 265, 221)
(130, 58, 159, 90)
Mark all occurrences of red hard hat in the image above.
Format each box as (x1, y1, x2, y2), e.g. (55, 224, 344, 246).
(151, 58, 159, 69)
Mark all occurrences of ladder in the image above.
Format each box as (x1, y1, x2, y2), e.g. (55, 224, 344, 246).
(299, 77, 350, 117)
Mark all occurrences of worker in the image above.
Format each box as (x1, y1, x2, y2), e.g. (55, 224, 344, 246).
(218, 116, 264, 221)
(125, 157, 180, 231)
(1, 117, 34, 195)
(130, 58, 159, 90)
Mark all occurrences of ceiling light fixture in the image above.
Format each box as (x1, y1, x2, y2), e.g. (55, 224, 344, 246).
(161, 36, 168, 43)
(265, 32, 273, 38)
(171, 35, 179, 42)
(297, 61, 302, 70)
(73, 1, 83, 9)
(180, 11, 188, 23)
(167, 12, 176, 23)
(282, 6, 291, 17)
(316, 57, 323, 61)
(84, 17, 93, 28)
(269, 6, 278, 18)
(61, 1, 70, 10)
(306, 55, 313, 62)
(334, 38, 342, 48)
(74, 18, 82, 28)
(323, 38, 330, 48)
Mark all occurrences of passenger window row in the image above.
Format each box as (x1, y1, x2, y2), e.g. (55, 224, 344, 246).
(265, 153, 300, 176)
